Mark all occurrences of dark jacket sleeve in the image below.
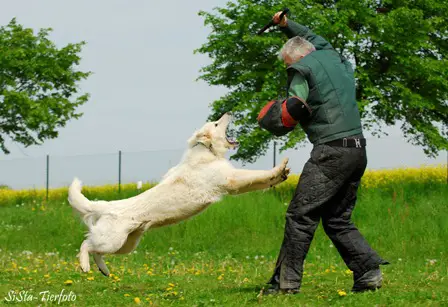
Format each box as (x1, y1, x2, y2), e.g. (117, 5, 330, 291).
(280, 20, 334, 51)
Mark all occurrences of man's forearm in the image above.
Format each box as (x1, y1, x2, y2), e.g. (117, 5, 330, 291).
(280, 20, 334, 51)
(280, 19, 309, 39)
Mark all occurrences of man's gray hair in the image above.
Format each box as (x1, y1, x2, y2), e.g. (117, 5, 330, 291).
(278, 36, 315, 62)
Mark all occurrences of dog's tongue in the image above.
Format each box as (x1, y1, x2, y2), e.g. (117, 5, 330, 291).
(226, 121, 239, 146)
(226, 136, 239, 146)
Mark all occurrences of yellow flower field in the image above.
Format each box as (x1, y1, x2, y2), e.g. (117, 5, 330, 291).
(0, 164, 445, 206)
(280, 164, 447, 189)
(0, 182, 157, 206)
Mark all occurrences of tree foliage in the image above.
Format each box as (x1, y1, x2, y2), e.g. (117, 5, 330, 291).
(0, 18, 91, 154)
(195, 0, 448, 163)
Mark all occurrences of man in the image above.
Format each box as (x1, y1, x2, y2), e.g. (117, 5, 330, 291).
(257, 12, 389, 295)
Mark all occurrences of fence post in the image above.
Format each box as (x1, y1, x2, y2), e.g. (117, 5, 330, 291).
(46, 154, 49, 201)
(273, 141, 277, 168)
(118, 150, 122, 193)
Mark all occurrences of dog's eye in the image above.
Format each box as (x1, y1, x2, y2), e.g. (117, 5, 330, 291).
(214, 123, 218, 127)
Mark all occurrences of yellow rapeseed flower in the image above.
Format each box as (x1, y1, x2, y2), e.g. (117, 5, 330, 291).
(87, 277, 94, 281)
(134, 297, 141, 304)
(277, 164, 447, 189)
(2, 165, 444, 210)
(64, 280, 73, 285)
(338, 290, 347, 297)
(0, 182, 156, 206)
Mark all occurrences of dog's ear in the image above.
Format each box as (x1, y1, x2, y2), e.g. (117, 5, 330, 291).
(195, 131, 212, 147)
(188, 130, 212, 148)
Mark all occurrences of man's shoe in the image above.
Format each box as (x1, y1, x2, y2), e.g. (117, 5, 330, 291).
(263, 284, 280, 295)
(281, 288, 300, 295)
(263, 284, 300, 295)
(352, 267, 383, 293)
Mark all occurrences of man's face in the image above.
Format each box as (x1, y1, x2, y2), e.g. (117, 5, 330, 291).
(283, 54, 293, 66)
(283, 54, 303, 66)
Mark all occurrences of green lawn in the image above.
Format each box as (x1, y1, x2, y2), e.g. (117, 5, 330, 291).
(1, 183, 447, 306)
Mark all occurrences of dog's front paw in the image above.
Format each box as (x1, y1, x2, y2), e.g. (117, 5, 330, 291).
(281, 167, 291, 182)
(271, 158, 290, 183)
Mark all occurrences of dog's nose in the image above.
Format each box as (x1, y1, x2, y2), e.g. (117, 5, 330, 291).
(218, 112, 231, 119)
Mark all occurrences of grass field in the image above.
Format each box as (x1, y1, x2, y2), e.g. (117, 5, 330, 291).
(1, 166, 447, 306)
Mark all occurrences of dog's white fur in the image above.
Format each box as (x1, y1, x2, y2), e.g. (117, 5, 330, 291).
(68, 113, 290, 276)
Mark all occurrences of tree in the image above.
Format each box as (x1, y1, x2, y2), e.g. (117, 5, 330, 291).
(195, 0, 448, 163)
(0, 18, 91, 154)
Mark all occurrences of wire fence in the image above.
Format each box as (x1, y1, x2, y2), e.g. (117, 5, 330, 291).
(1, 137, 447, 196)
(0, 149, 186, 192)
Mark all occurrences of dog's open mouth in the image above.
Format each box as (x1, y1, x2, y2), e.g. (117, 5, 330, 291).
(226, 135, 239, 147)
(226, 120, 239, 147)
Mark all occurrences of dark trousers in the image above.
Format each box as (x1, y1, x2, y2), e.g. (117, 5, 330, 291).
(268, 140, 388, 289)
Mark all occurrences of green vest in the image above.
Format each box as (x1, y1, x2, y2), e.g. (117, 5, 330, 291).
(287, 49, 363, 144)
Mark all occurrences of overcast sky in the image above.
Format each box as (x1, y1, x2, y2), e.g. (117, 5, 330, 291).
(0, 0, 446, 189)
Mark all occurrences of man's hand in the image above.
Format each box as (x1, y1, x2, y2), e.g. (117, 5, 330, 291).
(273, 11, 288, 27)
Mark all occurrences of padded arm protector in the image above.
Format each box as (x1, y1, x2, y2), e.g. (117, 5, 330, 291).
(257, 97, 311, 136)
(284, 96, 312, 124)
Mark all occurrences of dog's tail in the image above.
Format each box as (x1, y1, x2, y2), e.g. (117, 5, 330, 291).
(68, 177, 93, 216)
(68, 178, 111, 228)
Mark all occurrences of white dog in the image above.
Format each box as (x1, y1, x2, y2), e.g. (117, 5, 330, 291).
(68, 113, 290, 276)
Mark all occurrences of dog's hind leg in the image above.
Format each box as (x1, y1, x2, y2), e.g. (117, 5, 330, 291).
(82, 218, 139, 275)
(91, 229, 144, 276)
(87, 233, 128, 276)
(77, 229, 128, 275)
(93, 254, 110, 276)
(78, 240, 91, 273)
(115, 230, 144, 254)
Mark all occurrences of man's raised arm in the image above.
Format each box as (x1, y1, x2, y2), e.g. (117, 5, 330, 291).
(273, 12, 334, 50)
